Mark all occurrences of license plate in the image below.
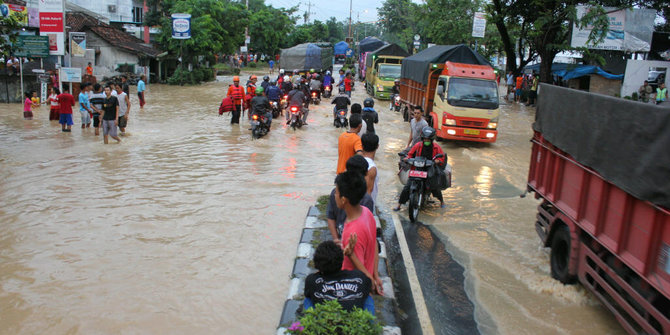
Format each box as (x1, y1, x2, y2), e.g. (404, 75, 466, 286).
(464, 129, 480, 135)
(251, 121, 259, 126)
(409, 170, 428, 178)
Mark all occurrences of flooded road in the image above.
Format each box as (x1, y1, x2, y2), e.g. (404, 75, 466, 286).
(0, 75, 624, 334)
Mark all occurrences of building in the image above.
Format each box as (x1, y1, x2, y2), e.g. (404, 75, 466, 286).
(67, 11, 162, 80)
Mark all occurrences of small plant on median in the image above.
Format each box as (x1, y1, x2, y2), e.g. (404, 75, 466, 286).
(286, 300, 382, 335)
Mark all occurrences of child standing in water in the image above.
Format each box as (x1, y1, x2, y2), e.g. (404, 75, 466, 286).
(31, 91, 40, 109)
(23, 92, 33, 120)
(45, 87, 60, 121)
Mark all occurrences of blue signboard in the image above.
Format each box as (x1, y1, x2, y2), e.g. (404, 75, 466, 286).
(345, 48, 353, 58)
(171, 13, 191, 39)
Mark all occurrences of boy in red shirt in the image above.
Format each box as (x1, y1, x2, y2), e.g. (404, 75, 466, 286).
(57, 88, 75, 132)
(335, 170, 383, 303)
(343, 72, 353, 97)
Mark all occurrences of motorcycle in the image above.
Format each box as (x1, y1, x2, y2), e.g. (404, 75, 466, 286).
(323, 85, 332, 98)
(391, 94, 401, 112)
(401, 153, 447, 223)
(270, 101, 280, 118)
(310, 90, 321, 105)
(250, 112, 270, 139)
(280, 94, 289, 111)
(288, 105, 304, 130)
(334, 109, 348, 128)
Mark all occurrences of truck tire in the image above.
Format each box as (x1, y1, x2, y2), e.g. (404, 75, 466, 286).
(550, 225, 576, 284)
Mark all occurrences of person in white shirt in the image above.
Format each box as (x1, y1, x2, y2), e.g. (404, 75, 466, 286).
(361, 133, 379, 208)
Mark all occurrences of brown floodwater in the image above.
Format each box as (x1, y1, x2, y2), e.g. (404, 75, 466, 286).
(0, 75, 625, 334)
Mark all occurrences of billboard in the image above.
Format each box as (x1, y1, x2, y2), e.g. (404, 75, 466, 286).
(69, 32, 86, 57)
(0, 3, 28, 25)
(39, 0, 64, 56)
(171, 13, 191, 39)
(571, 6, 656, 52)
(472, 12, 486, 38)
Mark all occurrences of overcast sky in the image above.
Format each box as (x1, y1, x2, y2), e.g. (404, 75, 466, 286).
(265, 0, 381, 24)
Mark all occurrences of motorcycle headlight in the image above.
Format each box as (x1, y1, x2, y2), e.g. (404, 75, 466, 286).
(414, 161, 425, 168)
(444, 118, 457, 126)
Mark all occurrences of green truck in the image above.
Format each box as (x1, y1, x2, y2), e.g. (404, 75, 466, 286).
(364, 44, 409, 100)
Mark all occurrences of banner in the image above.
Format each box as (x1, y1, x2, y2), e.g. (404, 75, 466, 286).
(60, 67, 82, 83)
(69, 32, 86, 57)
(571, 6, 655, 52)
(472, 12, 486, 38)
(14, 36, 50, 57)
(171, 13, 191, 39)
(0, 3, 28, 25)
(39, 0, 64, 55)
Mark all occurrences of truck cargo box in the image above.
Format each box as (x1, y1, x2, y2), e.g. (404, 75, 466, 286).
(280, 43, 333, 72)
(400, 44, 491, 86)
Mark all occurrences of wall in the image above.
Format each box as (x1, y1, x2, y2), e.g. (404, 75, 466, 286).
(67, 0, 141, 23)
(621, 60, 670, 98)
(86, 31, 139, 79)
(0, 74, 42, 103)
(589, 75, 622, 96)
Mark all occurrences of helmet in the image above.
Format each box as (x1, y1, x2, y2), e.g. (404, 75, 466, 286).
(363, 98, 374, 108)
(293, 83, 300, 89)
(270, 80, 277, 86)
(309, 68, 315, 73)
(250, 75, 257, 80)
(263, 75, 269, 81)
(283, 75, 290, 82)
(279, 69, 285, 74)
(394, 79, 400, 83)
(312, 73, 318, 79)
(255, 86, 264, 95)
(421, 127, 436, 141)
(233, 76, 240, 82)
(293, 69, 299, 74)
(326, 71, 331, 75)
(338, 86, 345, 94)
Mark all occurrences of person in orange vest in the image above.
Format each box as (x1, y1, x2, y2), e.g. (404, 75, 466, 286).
(245, 75, 258, 119)
(226, 76, 245, 124)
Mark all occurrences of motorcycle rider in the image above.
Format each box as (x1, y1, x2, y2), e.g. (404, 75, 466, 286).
(323, 71, 333, 92)
(266, 80, 282, 115)
(287, 83, 307, 124)
(277, 69, 285, 85)
(361, 98, 379, 134)
(281, 75, 293, 96)
(390, 79, 400, 110)
(393, 127, 446, 211)
(331, 86, 351, 119)
(291, 69, 301, 86)
(245, 75, 258, 118)
(309, 74, 322, 100)
(250, 86, 272, 128)
(260, 75, 270, 91)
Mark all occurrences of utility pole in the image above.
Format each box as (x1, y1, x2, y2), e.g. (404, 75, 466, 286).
(245, 0, 249, 62)
(305, 0, 312, 24)
(347, 0, 352, 41)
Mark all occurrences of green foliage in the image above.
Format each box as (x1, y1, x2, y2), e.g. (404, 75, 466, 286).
(214, 63, 241, 75)
(286, 300, 382, 335)
(1, 13, 26, 58)
(631, 92, 639, 101)
(378, 0, 421, 51)
(325, 17, 346, 44)
(154, 0, 248, 64)
(248, 62, 257, 68)
(167, 67, 214, 85)
(249, 5, 297, 55)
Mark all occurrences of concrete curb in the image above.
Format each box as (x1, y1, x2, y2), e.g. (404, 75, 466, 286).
(277, 205, 402, 335)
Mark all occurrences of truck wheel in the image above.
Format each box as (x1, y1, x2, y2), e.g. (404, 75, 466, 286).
(550, 225, 576, 284)
(403, 107, 409, 122)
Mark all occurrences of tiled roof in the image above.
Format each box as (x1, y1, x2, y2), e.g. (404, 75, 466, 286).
(66, 12, 161, 58)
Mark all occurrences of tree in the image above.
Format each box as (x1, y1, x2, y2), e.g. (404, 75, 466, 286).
(249, 5, 296, 55)
(378, 0, 420, 51)
(325, 17, 346, 44)
(153, 0, 248, 67)
(1, 12, 25, 58)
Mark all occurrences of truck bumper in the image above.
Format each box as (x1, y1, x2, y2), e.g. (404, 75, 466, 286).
(438, 127, 497, 143)
(375, 91, 391, 100)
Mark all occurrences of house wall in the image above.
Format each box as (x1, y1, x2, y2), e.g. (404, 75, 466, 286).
(86, 31, 139, 78)
(589, 75, 622, 97)
(67, 0, 144, 23)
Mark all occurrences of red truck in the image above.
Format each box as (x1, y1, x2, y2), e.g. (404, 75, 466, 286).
(398, 45, 499, 143)
(528, 84, 670, 334)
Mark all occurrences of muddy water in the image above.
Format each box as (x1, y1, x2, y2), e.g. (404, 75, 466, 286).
(0, 76, 624, 334)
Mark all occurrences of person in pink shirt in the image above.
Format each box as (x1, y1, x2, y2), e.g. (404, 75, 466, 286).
(334, 170, 383, 298)
(23, 92, 33, 120)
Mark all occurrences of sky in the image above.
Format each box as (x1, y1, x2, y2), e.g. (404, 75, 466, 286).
(265, 0, 381, 24)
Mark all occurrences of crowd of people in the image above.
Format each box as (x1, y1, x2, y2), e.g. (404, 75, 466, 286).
(22, 74, 146, 144)
(638, 80, 667, 105)
(504, 71, 538, 106)
(220, 67, 448, 316)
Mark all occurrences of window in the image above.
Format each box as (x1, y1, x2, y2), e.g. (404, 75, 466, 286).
(133, 7, 143, 23)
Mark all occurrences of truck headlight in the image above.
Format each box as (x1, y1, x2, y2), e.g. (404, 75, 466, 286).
(445, 119, 456, 126)
(487, 117, 499, 129)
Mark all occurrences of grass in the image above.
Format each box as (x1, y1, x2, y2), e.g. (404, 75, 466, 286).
(316, 194, 329, 221)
